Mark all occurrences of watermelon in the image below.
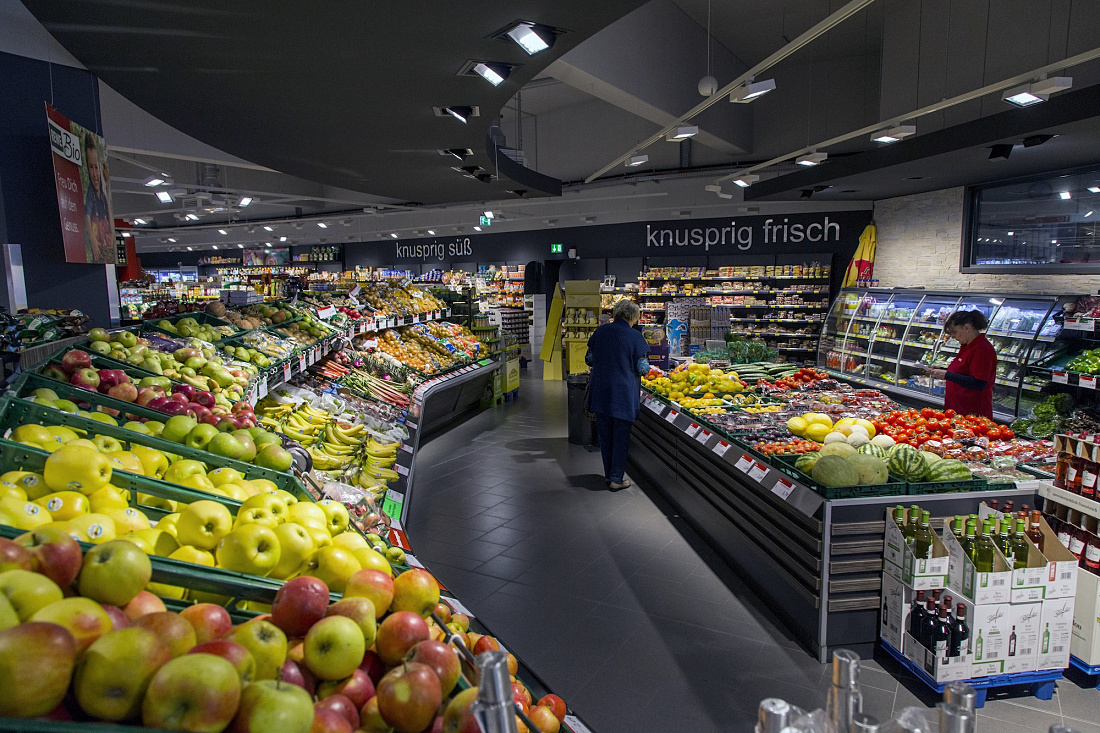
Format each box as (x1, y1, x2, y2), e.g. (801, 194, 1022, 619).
(795, 452, 821, 474)
(811, 455, 859, 487)
(926, 459, 972, 482)
(888, 444, 927, 481)
(857, 443, 887, 459)
(850, 454, 889, 485)
(920, 451, 943, 470)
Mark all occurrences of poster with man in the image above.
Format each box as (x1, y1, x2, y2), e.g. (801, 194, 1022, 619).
(46, 103, 117, 264)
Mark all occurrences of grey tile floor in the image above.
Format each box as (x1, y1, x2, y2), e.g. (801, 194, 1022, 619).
(405, 376, 1100, 732)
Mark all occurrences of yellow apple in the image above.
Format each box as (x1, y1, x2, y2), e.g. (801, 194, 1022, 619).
(146, 582, 186, 600)
(332, 531, 369, 552)
(156, 513, 181, 530)
(0, 497, 52, 530)
(287, 502, 327, 530)
(216, 524, 281, 576)
(352, 547, 393, 577)
(105, 507, 150, 535)
(234, 506, 279, 530)
(131, 528, 179, 557)
(219, 483, 251, 502)
(105, 451, 144, 475)
(68, 513, 117, 544)
(34, 491, 90, 521)
(43, 445, 112, 495)
(305, 526, 332, 550)
(89, 486, 130, 513)
(272, 489, 298, 506)
(130, 446, 168, 477)
(64, 439, 100, 451)
(169, 545, 215, 567)
(241, 494, 288, 524)
(176, 501, 233, 551)
(207, 467, 244, 487)
(136, 494, 176, 513)
(300, 546, 359, 594)
(0, 568, 63, 620)
(44, 425, 80, 446)
(179, 474, 216, 494)
(230, 619, 287, 681)
(236, 480, 260, 497)
(117, 533, 155, 554)
(251, 479, 280, 495)
(316, 500, 350, 536)
(270, 523, 315, 580)
(9, 424, 53, 445)
(0, 483, 26, 502)
(0, 471, 47, 500)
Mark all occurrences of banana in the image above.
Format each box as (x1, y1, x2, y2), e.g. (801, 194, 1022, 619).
(324, 425, 361, 447)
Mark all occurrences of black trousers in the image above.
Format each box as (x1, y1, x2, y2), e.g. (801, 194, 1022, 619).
(594, 413, 633, 483)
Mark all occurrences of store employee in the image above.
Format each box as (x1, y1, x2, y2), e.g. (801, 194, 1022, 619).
(927, 310, 997, 419)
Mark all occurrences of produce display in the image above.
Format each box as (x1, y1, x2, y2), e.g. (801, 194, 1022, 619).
(356, 282, 446, 317)
(151, 315, 239, 343)
(4, 308, 89, 349)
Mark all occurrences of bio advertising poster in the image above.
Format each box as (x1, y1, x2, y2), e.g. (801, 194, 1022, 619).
(46, 103, 117, 264)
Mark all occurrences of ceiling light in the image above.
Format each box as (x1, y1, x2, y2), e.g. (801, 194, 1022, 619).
(483, 211, 494, 220)
(121, 231, 131, 238)
(167, 237, 176, 242)
(143, 175, 166, 187)
(1002, 86, 1044, 107)
(265, 243, 272, 247)
(1002, 77, 1072, 107)
(474, 226, 482, 232)
(444, 106, 472, 123)
(665, 125, 699, 141)
(237, 243, 244, 248)
(427, 230, 436, 235)
(133, 218, 147, 225)
(796, 151, 827, 167)
(238, 197, 253, 207)
(1008, 231, 1014, 236)
(1085, 186, 1100, 193)
(626, 154, 649, 167)
(1060, 191, 1072, 200)
(280, 236, 287, 242)
(730, 78, 775, 103)
(473, 62, 508, 86)
(185, 213, 199, 221)
(186, 246, 192, 251)
(871, 125, 916, 144)
(218, 229, 228, 235)
(506, 22, 552, 55)
(732, 174, 759, 188)
(263, 225, 273, 231)
(1087, 211, 1094, 217)
(318, 222, 328, 228)
(212, 245, 219, 250)
(390, 233, 398, 239)
(704, 184, 734, 199)
(156, 191, 173, 203)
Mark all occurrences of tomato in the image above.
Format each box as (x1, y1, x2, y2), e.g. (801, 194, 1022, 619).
(944, 409, 956, 418)
(919, 408, 934, 419)
(1003, 429, 1015, 440)
(932, 411, 945, 420)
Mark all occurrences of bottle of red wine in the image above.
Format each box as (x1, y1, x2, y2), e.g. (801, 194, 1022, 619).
(948, 604, 970, 657)
(910, 590, 927, 638)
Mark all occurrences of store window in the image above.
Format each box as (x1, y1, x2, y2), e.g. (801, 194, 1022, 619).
(963, 165, 1100, 273)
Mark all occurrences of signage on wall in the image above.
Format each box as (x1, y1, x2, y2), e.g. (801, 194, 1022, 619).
(479, 215, 492, 227)
(550, 243, 563, 254)
(46, 103, 117, 265)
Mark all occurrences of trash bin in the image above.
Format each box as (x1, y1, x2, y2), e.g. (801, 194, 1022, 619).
(567, 373, 597, 446)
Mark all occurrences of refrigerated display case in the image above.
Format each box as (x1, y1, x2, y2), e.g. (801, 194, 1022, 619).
(817, 288, 1066, 420)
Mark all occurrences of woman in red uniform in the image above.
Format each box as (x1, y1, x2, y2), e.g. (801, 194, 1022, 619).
(928, 310, 997, 419)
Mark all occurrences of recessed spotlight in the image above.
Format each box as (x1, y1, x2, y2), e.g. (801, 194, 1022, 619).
(133, 218, 147, 225)
(1060, 191, 1072, 200)
(1002, 77, 1072, 107)
(318, 222, 328, 228)
(156, 191, 173, 203)
(796, 151, 827, 166)
(237, 243, 244, 248)
(732, 174, 759, 188)
(474, 226, 482, 232)
(677, 210, 691, 217)
(483, 211, 494, 220)
(143, 175, 166, 187)
(871, 125, 916, 144)
(1088, 187, 1100, 194)
(186, 246, 193, 251)
(506, 22, 552, 55)
(185, 213, 200, 221)
(730, 78, 776, 103)
(391, 233, 398, 239)
(427, 230, 436, 235)
(218, 229, 228, 235)
(238, 197, 253, 207)
(626, 154, 649, 167)
(263, 225, 274, 231)
(167, 237, 176, 243)
(121, 231, 131, 238)
(212, 245, 219, 250)
(1023, 134, 1055, 148)
(445, 106, 473, 123)
(472, 62, 508, 86)
(265, 242, 272, 247)
(280, 236, 287, 242)
(665, 126, 699, 141)
(1087, 212, 1094, 217)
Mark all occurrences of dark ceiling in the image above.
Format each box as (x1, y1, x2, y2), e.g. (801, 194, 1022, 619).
(23, 0, 647, 204)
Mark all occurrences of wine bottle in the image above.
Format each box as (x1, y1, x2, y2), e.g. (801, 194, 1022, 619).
(1010, 518, 1031, 570)
(948, 604, 970, 657)
(975, 628, 984, 661)
(973, 520, 997, 573)
(931, 606, 952, 656)
(961, 518, 976, 560)
(1041, 623, 1050, 655)
(912, 510, 935, 560)
(903, 505, 920, 542)
(910, 590, 927, 637)
(1008, 625, 1017, 657)
(1027, 511, 1045, 553)
(951, 515, 964, 542)
(920, 598, 938, 649)
(997, 519, 1012, 557)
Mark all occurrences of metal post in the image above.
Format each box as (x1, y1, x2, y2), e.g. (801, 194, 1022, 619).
(469, 651, 519, 733)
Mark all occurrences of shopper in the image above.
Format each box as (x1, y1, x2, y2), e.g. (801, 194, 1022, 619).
(927, 309, 997, 419)
(585, 299, 650, 490)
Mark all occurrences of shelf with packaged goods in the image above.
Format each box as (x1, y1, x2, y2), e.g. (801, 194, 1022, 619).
(639, 274, 829, 282)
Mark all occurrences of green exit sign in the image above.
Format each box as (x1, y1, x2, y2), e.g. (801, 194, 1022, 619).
(550, 243, 562, 254)
(479, 216, 491, 227)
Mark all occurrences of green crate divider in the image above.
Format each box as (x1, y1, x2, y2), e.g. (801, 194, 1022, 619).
(0, 395, 309, 499)
(905, 476, 990, 495)
(771, 454, 907, 500)
(1018, 461, 1056, 479)
(0, 721, 161, 733)
(10, 371, 172, 423)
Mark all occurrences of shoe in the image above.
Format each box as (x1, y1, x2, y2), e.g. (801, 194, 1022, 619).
(609, 479, 631, 490)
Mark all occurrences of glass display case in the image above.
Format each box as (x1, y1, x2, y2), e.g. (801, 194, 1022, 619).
(817, 288, 1064, 420)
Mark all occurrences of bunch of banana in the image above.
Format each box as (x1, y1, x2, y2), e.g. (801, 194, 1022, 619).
(255, 399, 294, 419)
(306, 445, 355, 470)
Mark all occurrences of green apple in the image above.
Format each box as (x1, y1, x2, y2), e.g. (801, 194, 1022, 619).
(287, 502, 327, 531)
(124, 421, 152, 435)
(303, 615, 365, 681)
(316, 499, 350, 536)
(77, 540, 153, 607)
(270, 524, 315, 580)
(144, 420, 165, 437)
(0, 569, 63, 620)
(52, 399, 80, 414)
(73, 627, 172, 721)
(231, 678, 314, 733)
(31, 388, 59, 402)
(241, 494, 288, 524)
(162, 460, 208, 486)
(208, 433, 246, 461)
(208, 467, 245, 487)
(87, 412, 118, 426)
(177, 501, 233, 551)
(87, 328, 110, 343)
(184, 424, 220, 451)
(91, 435, 124, 453)
(115, 331, 138, 349)
(233, 507, 279, 530)
(300, 546, 359, 594)
(161, 416, 198, 444)
(255, 444, 293, 473)
(230, 620, 287, 681)
(216, 524, 281, 576)
(248, 428, 281, 447)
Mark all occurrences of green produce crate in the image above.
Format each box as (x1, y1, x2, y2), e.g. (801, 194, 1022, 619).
(905, 476, 989, 495)
(142, 311, 244, 342)
(0, 395, 309, 499)
(10, 371, 170, 423)
(771, 454, 907, 500)
(43, 349, 165, 380)
(1018, 461, 1056, 479)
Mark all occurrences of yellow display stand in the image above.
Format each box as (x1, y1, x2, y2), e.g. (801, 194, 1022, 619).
(540, 286, 565, 381)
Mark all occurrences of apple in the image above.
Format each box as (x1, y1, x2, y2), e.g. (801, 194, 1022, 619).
(14, 527, 82, 587)
(136, 387, 163, 407)
(109, 382, 140, 404)
(241, 494, 288, 524)
(115, 331, 138, 349)
(231, 620, 287, 680)
(316, 694, 359, 729)
(528, 705, 561, 733)
(391, 569, 440, 618)
(185, 424, 220, 451)
(73, 626, 172, 721)
(216, 417, 241, 432)
(264, 524, 312, 581)
(473, 635, 500, 656)
(272, 576, 330, 637)
(375, 611, 430, 666)
(163, 459, 208, 486)
(191, 640, 257, 684)
(43, 444, 113, 495)
(217, 524, 281, 576)
(142, 653, 242, 732)
(124, 590, 168, 620)
(91, 434, 125, 453)
(133, 611, 198, 658)
(78, 539, 152, 607)
(316, 500, 350, 536)
(200, 412, 222, 427)
(279, 659, 315, 695)
(30, 596, 113, 654)
(192, 391, 216, 409)
(231, 678, 315, 733)
(0, 621, 78, 717)
(536, 694, 566, 722)
(325, 597, 377, 649)
(255, 443, 293, 472)
(304, 615, 365, 681)
(70, 368, 101, 390)
(0, 538, 33, 572)
(41, 364, 69, 382)
(97, 369, 122, 392)
(148, 396, 170, 412)
(61, 349, 93, 373)
(172, 383, 197, 401)
(161, 415, 199, 444)
(235, 506, 279, 530)
(288, 502, 328, 530)
(102, 603, 130, 630)
(311, 706, 353, 733)
(344, 569, 394, 619)
(359, 650, 385, 685)
(317, 668, 374, 709)
(190, 403, 213, 423)
(177, 500, 234, 551)
(301, 546, 359, 594)
(88, 327, 109, 342)
(181, 603, 233, 644)
(407, 640, 460, 696)
(231, 431, 258, 462)
(232, 401, 255, 416)
(376, 662, 441, 733)
(359, 696, 390, 733)
(0, 569, 64, 620)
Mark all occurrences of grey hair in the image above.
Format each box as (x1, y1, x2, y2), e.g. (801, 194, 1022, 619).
(612, 299, 640, 323)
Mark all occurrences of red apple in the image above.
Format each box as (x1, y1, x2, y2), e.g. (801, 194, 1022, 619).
(279, 659, 315, 695)
(0, 621, 78, 717)
(316, 668, 374, 709)
(97, 369, 121, 392)
(359, 697, 389, 733)
(359, 649, 385, 685)
(171, 384, 196, 400)
(315, 694, 359, 729)
(0, 538, 33, 572)
(136, 387, 163, 407)
(217, 417, 242, 432)
(425, 717, 443, 733)
(344, 569, 393, 619)
(190, 640, 256, 684)
(101, 604, 131, 630)
(212, 406, 232, 417)
(390, 569, 439, 618)
(70, 368, 101, 390)
(124, 591, 167, 620)
(375, 612, 430, 666)
(376, 662, 441, 733)
(433, 603, 451, 625)
(15, 527, 82, 587)
(237, 416, 256, 429)
(473, 635, 500, 656)
(193, 391, 216, 409)
(271, 576, 330, 638)
(406, 640, 460, 696)
(180, 603, 232, 644)
(160, 401, 192, 417)
(231, 401, 254, 416)
(132, 612, 197, 657)
(61, 350, 92, 373)
(147, 396, 170, 412)
(141, 653, 242, 732)
(537, 695, 566, 722)
(529, 705, 561, 733)
(311, 707, 353, 733)
(512, 680, 531, 707)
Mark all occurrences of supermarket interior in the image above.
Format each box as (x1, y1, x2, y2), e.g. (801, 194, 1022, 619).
(3, 1, 1100, 732)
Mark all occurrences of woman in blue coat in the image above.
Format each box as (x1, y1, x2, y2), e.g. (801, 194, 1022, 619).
(585, 299, 650, 490)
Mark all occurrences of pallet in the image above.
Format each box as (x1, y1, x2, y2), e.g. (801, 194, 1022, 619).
(1069, 655, 1100, 690)
(880, 640, 1062, 707)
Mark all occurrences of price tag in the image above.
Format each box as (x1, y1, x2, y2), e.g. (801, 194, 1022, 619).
(363, 339, 378, 348)
(406, 421, 418, 431)
(695, 428, 711, 444)
(713, 440, 731, 457)
(647, 400, 663, 413)
(413, 314, 420, 323)
(349, 283, 361, 298)
(748, 462, 770, 482)
(734, 454, 754, 473)
(247, 384, 258, 404)
(282, 363, 292, 383)
(441, 596, 474, 618)
(772, 477, 795, 500)
(563, 716, 594, 733)
(685, 422, 701, 437)
(1053, 371, 1069, 384)
(317, 305, 336, 319)
(1082, 375, 1097, 390)
(298, 355, 307, 372)
(664, 409, 679, 424)
(404, 554, 424, 569)
(395, 463, 409, 476)
(400, 443, 413, 454)
(348, 294, 360, 308)
(359, 323, 367, 334)
(258, 380, 268, 399)
(388, 527, 411, 550)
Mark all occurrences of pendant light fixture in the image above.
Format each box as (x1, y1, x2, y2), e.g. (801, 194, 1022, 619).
(698, 0, 718, 96)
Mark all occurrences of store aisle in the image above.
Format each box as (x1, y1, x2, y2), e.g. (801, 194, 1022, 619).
(405, 377, 1099, 733)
